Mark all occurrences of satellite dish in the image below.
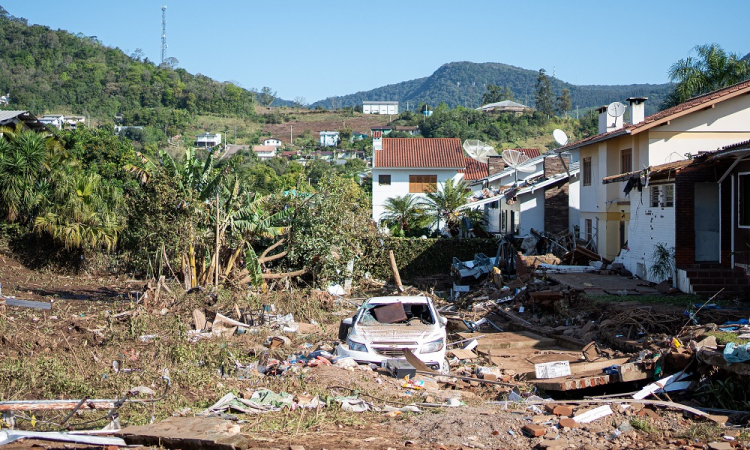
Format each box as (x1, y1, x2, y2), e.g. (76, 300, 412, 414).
(607, 102, 627, 118)
(502, 149, 536, 185)
(552, 129, 568, 147)
(463, 140, 498, 163)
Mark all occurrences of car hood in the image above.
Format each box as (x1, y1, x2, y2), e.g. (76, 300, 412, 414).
(354, 324, 443, 344)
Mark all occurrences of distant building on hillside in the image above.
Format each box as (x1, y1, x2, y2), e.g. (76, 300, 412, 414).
(363, 101, 398, 115)
(196, 132, 222, 148)
(263, 138, 283, 148)
(39, 114, 66, 129)
(252, 145, 277, 160)
(319, 131, 339, 147)
(477, 100, 531, 114)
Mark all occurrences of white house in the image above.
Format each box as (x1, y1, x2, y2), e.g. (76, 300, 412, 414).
(372, 135, 474, 224)
(557, 83, 750, 263)
(39, 114, 65, 129)
(463, 150, 577, 236)
(263, 138, 283, 148)
(196, 132, 222, 148)
(252, 145, 277, 160)
(319, 131, 339, 147)
(363, 101, 398, 115)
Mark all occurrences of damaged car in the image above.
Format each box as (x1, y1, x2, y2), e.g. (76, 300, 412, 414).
(336, 296, 449, 374)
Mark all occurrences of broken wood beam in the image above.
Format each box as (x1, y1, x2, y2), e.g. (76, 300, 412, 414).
(388, 250, 404, 293)
(0, 399, 118, 412)
(417, 371, 516, 388)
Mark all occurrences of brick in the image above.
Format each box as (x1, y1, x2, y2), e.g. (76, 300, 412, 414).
(522, 424, 546, 437)
(545, 404, 573, 416)
(558, 418, 579, 429)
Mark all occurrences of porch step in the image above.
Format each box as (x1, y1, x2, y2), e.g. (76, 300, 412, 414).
(686, 267, 749, 300)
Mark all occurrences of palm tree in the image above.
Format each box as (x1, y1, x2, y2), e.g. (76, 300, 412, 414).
(34, 171, 125, 251)
(666, 44, 750, 108)
(381, 194, 424, 233)
(421, 179, 471, 234)
(0, 126, 52, 222)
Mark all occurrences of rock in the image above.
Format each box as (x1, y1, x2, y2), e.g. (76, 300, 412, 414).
(708, 443, 733, 450)
(522, 424, 546, 437)
(618, 421, 634, 433)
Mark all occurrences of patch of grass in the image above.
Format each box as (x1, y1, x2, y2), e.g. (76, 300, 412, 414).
(678, 422, 725, 442)
(706, 331, 750, 346)
(629, 417, 655, 433)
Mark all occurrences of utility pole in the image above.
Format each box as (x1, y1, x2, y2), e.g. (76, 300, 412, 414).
(160, 5, 168, 65)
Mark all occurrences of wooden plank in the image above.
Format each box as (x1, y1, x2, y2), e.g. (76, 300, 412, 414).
(0, 399, 117, 412)
(447, 349, 477, 360)
(117, 416, 248, 450)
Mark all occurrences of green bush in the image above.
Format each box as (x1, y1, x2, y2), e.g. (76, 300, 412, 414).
(358, 237, 498, 280)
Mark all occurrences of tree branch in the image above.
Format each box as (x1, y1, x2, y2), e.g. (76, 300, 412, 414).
(237, 267, 309, 284)
(258, 238, 285, 261)
(258, 249, 289, 264)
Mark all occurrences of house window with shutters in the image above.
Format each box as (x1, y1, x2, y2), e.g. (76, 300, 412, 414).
(621, 148, 632, 174)
(583, 158, 592, 186)
(585, 219, 593, 241)
(664, 185, 674, 207)
(409, 175, 437, 193)
(650, 186, 660, 207)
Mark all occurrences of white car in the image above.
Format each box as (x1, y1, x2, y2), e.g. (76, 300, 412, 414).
(336, 296, 449, 374)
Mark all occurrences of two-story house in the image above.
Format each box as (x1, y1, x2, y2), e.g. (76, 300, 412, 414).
(557, 80, 750, 291)
(263, 138, 283, 148)
(319, 131, 339, 147)
(372, 134, 478, 225)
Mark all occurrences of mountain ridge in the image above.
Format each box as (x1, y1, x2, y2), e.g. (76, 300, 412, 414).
(311, 61, 672, 115)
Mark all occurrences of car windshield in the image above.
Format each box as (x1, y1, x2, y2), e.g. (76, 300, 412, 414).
(358, 301, 435, 326)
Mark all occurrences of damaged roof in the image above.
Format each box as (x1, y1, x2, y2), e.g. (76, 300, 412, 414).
(374, 138, 466, 168)
(557, 79, 750, 153)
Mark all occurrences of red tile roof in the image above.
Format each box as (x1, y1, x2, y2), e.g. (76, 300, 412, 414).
(252, 145, 277, 153)
(511, 148, 542, 159)
(460, 157, 489, 181)
(374, 138, 466, 168)
(559, 79, 750, 152)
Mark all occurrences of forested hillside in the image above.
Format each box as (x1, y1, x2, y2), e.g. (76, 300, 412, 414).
(0, 8, 268, 128)
(312, 62, 672, 115)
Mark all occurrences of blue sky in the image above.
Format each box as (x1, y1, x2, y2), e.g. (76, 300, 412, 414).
(3, 1, 749, 102)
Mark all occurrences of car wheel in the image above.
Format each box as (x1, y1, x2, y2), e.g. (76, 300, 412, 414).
(440, 358, 451, 375)
(338, 320, 351, 341)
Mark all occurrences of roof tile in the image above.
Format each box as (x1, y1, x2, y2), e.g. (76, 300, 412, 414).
(374, 138, 465, 168)
(459, 157, 489, 180)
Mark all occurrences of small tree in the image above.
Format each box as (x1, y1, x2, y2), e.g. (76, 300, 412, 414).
(534, 69, 555, 117)
(381, 194, 424, 234)
(556, 89, 572, 117)
(422, 178, 471, 234)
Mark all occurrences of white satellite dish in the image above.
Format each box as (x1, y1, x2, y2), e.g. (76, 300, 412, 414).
(502, 149, 536, 184)
(463, 139, 498, 163)
(607, 102, 627, 118)
(552, 129, 568, 147)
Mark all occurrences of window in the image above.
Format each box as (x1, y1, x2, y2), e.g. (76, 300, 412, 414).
(621, 148, 632, 174)
(650, 186, 660, 207)
(664, 185, 674, 207)
(740, 173, 750, 227)
(583, 157, 592, 186)
(409, 175, 437, 193)
(489, 201, 498, 210)
(585, 219, 593, 241)
(378, 174, 391, 186)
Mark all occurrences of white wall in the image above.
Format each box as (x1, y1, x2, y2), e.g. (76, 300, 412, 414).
(363, 103, 398, 115)
(372, 168, 463, 224)
(620, 183, 676, 282)
(519, 189, 545, 235)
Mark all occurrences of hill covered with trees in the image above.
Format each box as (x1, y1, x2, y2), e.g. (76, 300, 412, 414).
(311, 62, 672, 115)
(0, 8, 295, 128)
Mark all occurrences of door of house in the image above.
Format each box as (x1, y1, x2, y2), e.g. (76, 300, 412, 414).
(694, 182, 720, 262)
